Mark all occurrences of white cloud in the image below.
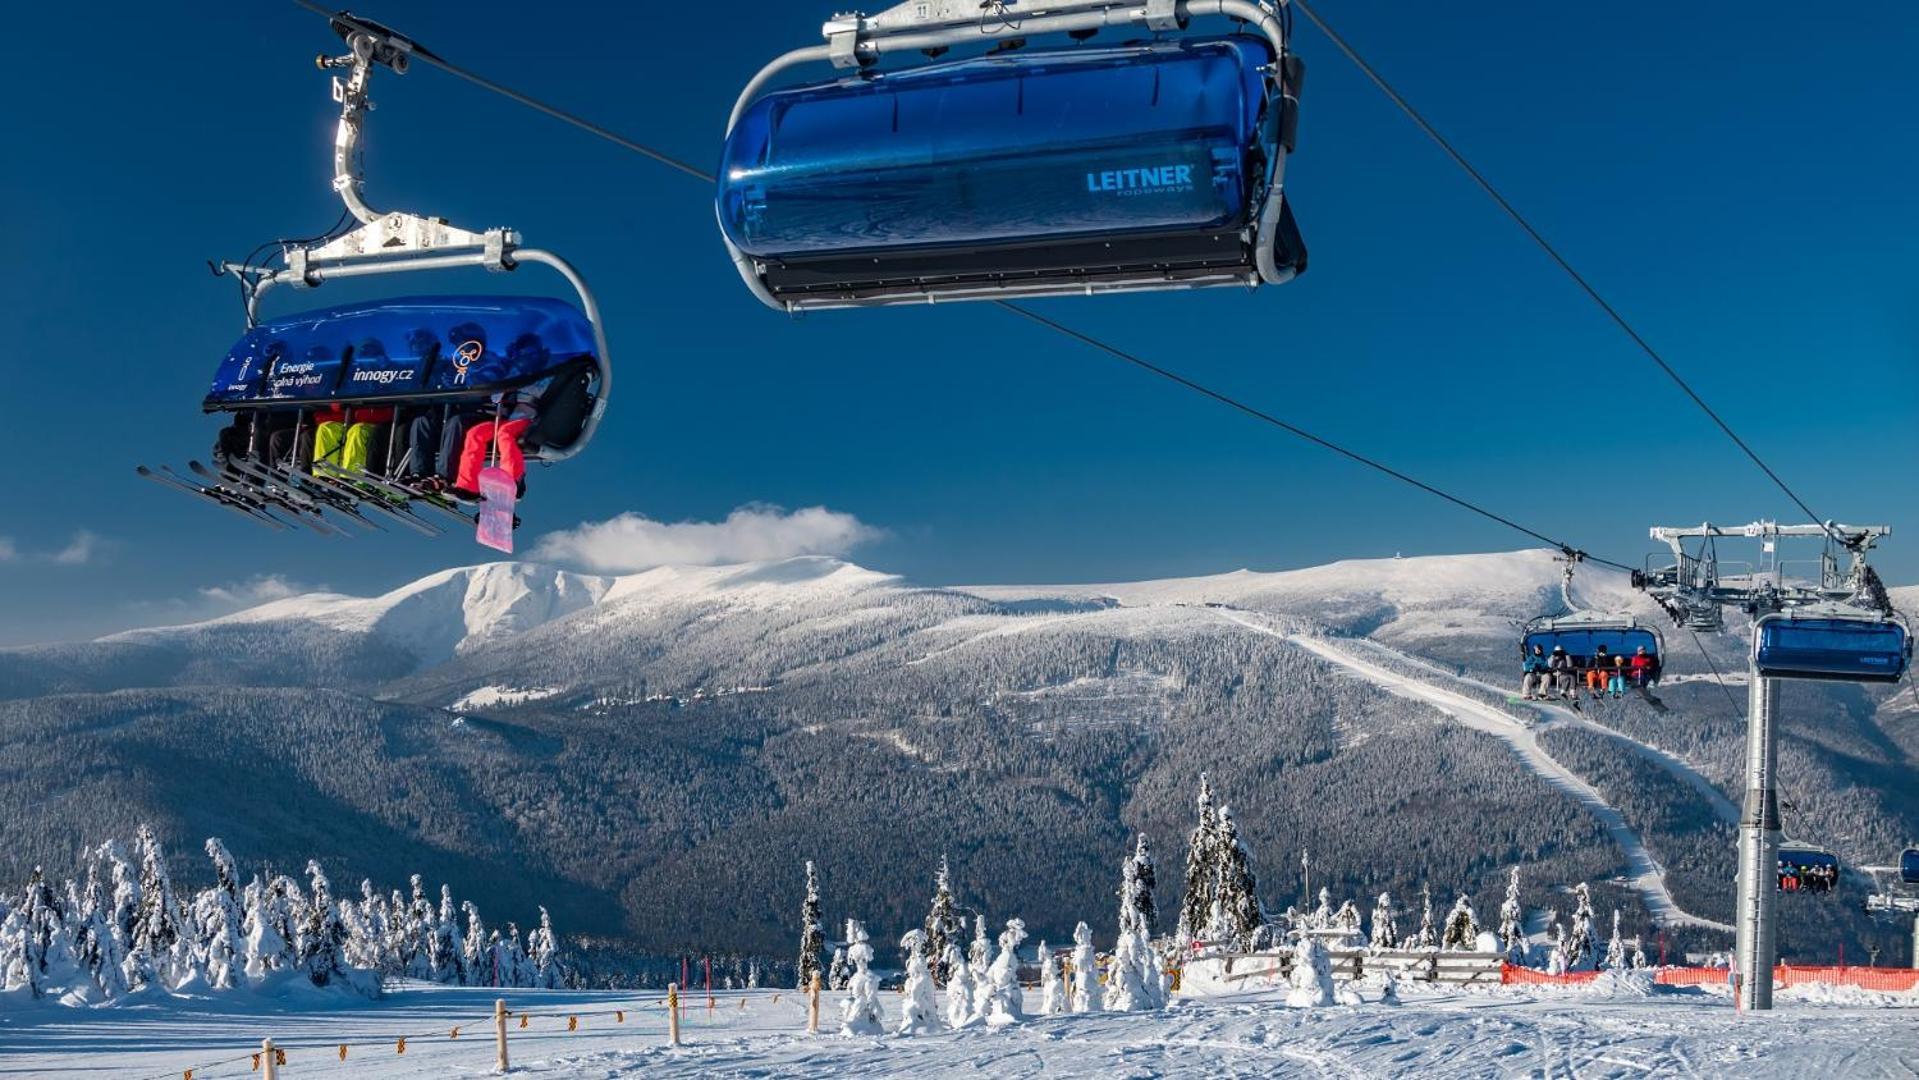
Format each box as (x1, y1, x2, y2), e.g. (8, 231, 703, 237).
(0, 537, 15, 562)
(197, 574, 309, 608)
(50, 531, 101, 566)
(531, 505, 884, 574)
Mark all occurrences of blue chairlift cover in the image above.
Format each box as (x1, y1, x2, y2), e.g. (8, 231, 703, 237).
(1524, 627, 1661, 662)
(1754, 617, 1910, 683)
(205, 296, 597, 410)
(719, 36, 1276, 258)
(1901, 848, 1919, 885)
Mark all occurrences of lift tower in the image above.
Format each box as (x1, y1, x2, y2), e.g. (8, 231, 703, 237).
(1639, 522, 1905, 1011)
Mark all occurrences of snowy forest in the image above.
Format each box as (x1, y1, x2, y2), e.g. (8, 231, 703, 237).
(796, 774, 1656, 1035)
(0, 825, 564, 1003)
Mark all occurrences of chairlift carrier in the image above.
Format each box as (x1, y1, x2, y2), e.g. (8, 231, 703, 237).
(1775, 846, 1840, 895)
(214, 12, 611, 464)
(1520, 611, 1663, 669)
(1752, 605, 1911, 684)
(1902, 848, 1919, 886)
(718, 0, 1305, 311)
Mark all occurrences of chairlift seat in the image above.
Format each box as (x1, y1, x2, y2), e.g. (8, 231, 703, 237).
(718, 36, 1304, 308)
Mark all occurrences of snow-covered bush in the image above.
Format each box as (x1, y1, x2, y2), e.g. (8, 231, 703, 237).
(896, 930, 939, 1035)
(1286, 935, 1335, 1008)
(979, 919, 1027, 1027)
(837, 920, 883, 1036)
(1069, 921, 1101, 1014)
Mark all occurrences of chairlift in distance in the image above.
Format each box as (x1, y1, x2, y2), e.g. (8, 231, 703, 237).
(1776, 846, 1840, 895)
(718, 0, 1306, 311)
(1901, 848, 1919, 886)
(141, 12, 611, 547)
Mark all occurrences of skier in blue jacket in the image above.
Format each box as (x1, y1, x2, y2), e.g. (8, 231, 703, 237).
(1521, 643, 1550, 699)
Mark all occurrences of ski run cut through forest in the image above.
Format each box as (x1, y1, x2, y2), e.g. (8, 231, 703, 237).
(3, 550, 1916, 1078)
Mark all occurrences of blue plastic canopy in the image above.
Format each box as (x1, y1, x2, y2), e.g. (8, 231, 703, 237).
(205, 295, 597, 410)
(1523, 627, 1661, 662)
(1754, 616, 1910, 683)
(719, 36, 1275, 258)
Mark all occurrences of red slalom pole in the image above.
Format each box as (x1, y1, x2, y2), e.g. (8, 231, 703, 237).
(682, 956, 688, 990)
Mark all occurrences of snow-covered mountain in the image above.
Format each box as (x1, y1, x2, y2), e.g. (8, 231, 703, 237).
(1, 550, 1910, 964)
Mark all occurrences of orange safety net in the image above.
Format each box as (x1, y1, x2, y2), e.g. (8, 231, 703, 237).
(1502, 961, 1919, 992)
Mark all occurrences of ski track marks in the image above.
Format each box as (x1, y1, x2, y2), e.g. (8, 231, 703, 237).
(1214, 610, 1733, 933)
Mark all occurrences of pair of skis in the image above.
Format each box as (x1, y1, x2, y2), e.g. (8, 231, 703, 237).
(139, 454, 519, 548)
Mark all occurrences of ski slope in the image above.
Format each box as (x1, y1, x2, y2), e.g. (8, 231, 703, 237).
(1214, 610, 1733, 932)
(4, 983, 1911, 1079)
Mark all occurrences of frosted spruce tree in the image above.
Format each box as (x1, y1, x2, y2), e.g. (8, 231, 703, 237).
(299, 861, 350, 987)
(1308, 887, 1335, 931)
(1546, 913, 1569, 976)
(923, 855, 961, 985)
(796, 860, 824, 991)
(1440, 894, 1480, 951)
(1566, 883, 1596, 971)
(131, 825, 194, 990)
(194, 840, 246, 990)
(942, 942, 975, 1028)
(437, 886, 467, 985)
(406, 875, 435, 980)
(462, 901, 488, 986)
(1368, 892, 1397, 952)
(837, 920, 883, 1036)
(1069, 920, 1101, 1013)
(1603, 910, 1625, 971)
(74, 859, 124, 999)
(1207, 807, 1264, 950)
(1412, 885, 1438, 949)
(1332, 900, 1364, 946)
(1497, 866, 1526, 963)
(1129, 834, 1157, 937)
(4, 868, 84, 1000)
(978, 918, 1028, 1026)
(1176, 773, 1220, 944)
(1037, 940, 1064, 1015)
(896, 929, 940, 1034)
(827, 946, 852, 992)
(528, 906, 560, 988)
(1103, 918, 1157, 1012)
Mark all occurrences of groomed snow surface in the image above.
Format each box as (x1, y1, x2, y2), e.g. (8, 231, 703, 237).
(4, 980, 1914, 1078)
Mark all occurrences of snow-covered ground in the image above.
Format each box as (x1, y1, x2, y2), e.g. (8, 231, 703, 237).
(4, 982, 1913, 1078)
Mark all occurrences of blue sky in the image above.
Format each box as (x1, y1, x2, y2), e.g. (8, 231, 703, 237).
(1, 1, 1914, 645)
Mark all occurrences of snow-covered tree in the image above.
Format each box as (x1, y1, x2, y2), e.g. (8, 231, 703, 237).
(1308, 887, 1335, 930)
(979, 918, 1027, 1026)
(1603, 910, 1625, 971)
(242, 875, 295, 983)
(298, 861, 349, 987)
(1546, 912, 1569, 976)
(1441, 894, 1480, 951)
(1332, 900, 1364, 946)
(1207, 807, 1264, 949)
(73, 858, 123, 999)
(1037, 940, 1063, 1015)
(942, 942, 974, 1028)
(436, 886, 467, 986)
(528, 906, 560, 988)
(1497, 867, 1526, 963)
(406, 875, 435, 980)
(1368, 892, 1397, 952)
(1128, 834, 1157, 937)
(836, 920, 882, 1036)
(3, 868, 83, 1000)
(796, 861, 824, 992)
(1176, 773, 1220, 943)
(1069, 921, 1101, 1013)
(193, 840, 246, 990)
(827, 946, 851, 992)
(1286, 934, 1335, 1008)
(1566, 884, 1596, 971)
(129, 825, 193, 990)
(1630, 937, 1650, 970)
(1103, 919, 1156, 1012)
(462, 901, 488, 986)
(967, 914, 991, 974)
(1411, 884, 1438, 949)
(896, 929, 939, 1035)
(923, 855, 961, 985)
